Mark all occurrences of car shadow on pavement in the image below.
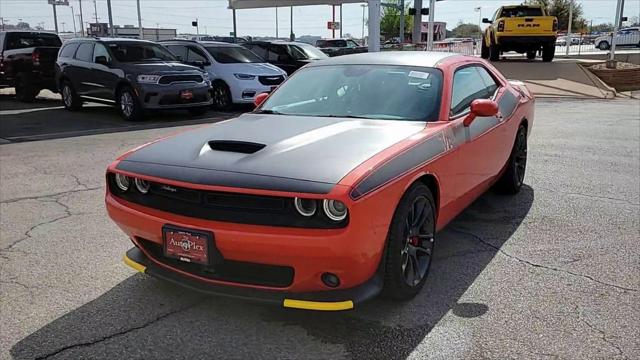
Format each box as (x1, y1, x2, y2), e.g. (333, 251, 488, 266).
(11, 186, 534, 360)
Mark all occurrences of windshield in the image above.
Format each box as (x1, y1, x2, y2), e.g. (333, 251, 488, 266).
(289, 44, 328, 60)
(107, 42, 177, 62)
(205, 46, 263, 63)
(260, 65, 442, 121)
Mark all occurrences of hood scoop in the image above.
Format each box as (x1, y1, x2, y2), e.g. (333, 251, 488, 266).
(208, 140, 266, 154)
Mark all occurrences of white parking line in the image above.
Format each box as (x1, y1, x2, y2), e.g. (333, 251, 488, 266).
(0, 106, 66, 116)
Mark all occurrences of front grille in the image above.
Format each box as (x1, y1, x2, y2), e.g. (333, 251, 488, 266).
(107, 173, 348, 229)
(136, 238, 294, 288)
(158, 93, 208, 105)
(258, 75, 285, 86)
(158, 75, 203, 85)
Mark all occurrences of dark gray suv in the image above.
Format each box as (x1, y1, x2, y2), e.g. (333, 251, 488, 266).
(55, 38, 212, 121)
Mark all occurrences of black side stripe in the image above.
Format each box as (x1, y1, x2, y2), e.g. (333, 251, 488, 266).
(350, 135, 446, 200)
(350, 90, 520, 200)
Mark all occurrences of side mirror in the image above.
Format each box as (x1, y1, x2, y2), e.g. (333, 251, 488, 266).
(254, 92, 269, 108)
(463, 99, 499, 127)
(95, 56, 110, 66)
(482, 18, 491, 24)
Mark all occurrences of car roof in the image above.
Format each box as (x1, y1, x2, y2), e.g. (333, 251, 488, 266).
(247, 40, 308, 46)
(66, 37, 156, 44)
(160, 39, 241, 47)
(0, 30, 59, 35)
(306, 51, 460, 68)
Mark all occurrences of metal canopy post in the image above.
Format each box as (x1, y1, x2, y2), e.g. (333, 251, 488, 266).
(368, 0, 380, 51)
(412, 0, 422, 44)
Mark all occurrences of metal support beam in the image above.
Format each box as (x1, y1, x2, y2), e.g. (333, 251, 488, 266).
(426, 0, 435, 50)
(78, 0, 84, 36)
(52, 4, 59, 33)
(412, 0, 422, 43)
(368, 0, 380, 52)
(107, 0, 114, 36)
(399, 0, 404, 44)
(137, 0, 143, 39)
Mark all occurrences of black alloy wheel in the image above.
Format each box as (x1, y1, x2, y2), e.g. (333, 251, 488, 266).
(495, 124, 528, 194)
(382, 183, 436, 300)
(211, 81, 232, 110)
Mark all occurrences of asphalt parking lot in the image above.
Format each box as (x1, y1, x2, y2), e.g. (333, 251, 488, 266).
(1, 97, 638, 359)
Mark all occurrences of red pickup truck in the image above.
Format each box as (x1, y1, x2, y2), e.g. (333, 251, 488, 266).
(0, 30, 62, 102)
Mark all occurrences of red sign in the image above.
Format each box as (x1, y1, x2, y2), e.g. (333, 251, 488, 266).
(327, 21, 341, 30)
(164, 228, 209, 265)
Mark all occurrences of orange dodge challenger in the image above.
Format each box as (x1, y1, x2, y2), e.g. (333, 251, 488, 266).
(107, 52, 534, 311)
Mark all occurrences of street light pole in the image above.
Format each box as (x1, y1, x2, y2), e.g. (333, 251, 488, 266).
(399, 0, 405, 44)
(290, 6, 294, 41)
(106, 0, 114, 36)
(340, 4, 343, 38)
(609, 0, 624, 65)
(368, 0, 381, 52)
(78, 0, 84, 36)
(52, 3, 59, 33)
(361, 4, 366, 42)
(275, 8, 279, 38)
(232, 9, 237, 43)
(136, 0, 143, 39)
(412, 0, 422, 44)
(426, 0, 435, 50)
(70, 5, 77, 36)
(566, 2, 572, 55)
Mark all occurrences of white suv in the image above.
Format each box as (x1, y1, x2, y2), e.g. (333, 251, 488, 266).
(162, 40, 287, 109)
(595, 27, 640, 50)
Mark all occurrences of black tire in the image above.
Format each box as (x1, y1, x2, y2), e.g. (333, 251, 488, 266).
(480, 37, 489, 59)
(495, 124, 528, 194)
(526, 50, 536, 60)
(542, 44, 555, 62)
(60, 80, 83, 111)
(14, 73, 39, 103)
(489, 38, 500, 61)
(211, 81, 232, 110)
(187, 106, 208, 116)
(116, 86, 143, 121)
(598, 41, 610, 50)
(381, 182, 436, 300)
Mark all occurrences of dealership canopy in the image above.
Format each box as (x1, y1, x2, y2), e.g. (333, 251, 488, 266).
(228, 0, 381, 51)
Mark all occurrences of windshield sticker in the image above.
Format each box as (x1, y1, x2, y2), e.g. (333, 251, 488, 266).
(408, 71, 430, 79)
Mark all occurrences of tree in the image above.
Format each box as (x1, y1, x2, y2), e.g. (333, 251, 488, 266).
(452, 22, 481, 38)
(380, 0, 413, 39)
(16, 21, 30, 29)
(591, 23, 614, 33)
(526, 0, 587, 32)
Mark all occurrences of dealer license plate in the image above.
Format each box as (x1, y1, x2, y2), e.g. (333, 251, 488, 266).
(163, 226, 210, 265)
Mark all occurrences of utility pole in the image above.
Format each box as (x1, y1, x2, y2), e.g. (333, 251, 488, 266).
(0, 18, 5, 31)
(275, 8, 278, 38)
(52, 3, 59, 33)
(290, 6, 294, 41)
(196, 18, 199, 35)
(412, 0, 422, 44)
(427, 0, 435, 50)
(361, 4, 366, 42)
(566, 2, 572, 55)
(93, 0, 98, 24)
(106, 0, 114, 36)
(399, 0, 404, 44)
(340, 4, 343, 38)
(70, 5, 77, 36)
(332, 5, 335, 38)
(232, 9, 237, 43)
(78, 0, 84, 36)
(609, 0, 624, 66)
(136, 0, 143, 39)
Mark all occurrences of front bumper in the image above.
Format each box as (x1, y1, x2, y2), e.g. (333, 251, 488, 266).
(124, 246, 383, 311)
(135, 81, 212, 110)
(229, 82, 278, 104)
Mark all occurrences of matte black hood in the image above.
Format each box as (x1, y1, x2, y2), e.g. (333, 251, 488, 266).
(117, 114, 425, 193)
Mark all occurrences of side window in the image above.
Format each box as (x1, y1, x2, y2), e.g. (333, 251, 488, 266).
(347, 40, 359, 48)
(165, 45, 187, 60)
(268, 45, 289, 62)
(247, 44, 268, 59)
(75, 43, 94, 62)
(59, 42, 79, 58)
(450, 66, 500, 116)
(492, 9, 500, 21)
(186, 46, 207, 62)
(93, 43, 111, 63)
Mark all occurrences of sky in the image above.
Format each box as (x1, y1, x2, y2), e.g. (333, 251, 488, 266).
(1, 0, 639, 37)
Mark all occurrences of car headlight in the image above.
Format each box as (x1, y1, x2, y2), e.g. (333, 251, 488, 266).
(294, 197, 317, 217)
(114, 173, 130, 191)
(137, 74, 161, 84)
(323, 199, 348, 221)
(134, 178, 150, 194)
(234, 73, 256, 80)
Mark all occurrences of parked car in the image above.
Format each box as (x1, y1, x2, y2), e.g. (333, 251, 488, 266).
(315, 38, 367, 57)
(110, 52, 534, 310)
(243, 40, 328, 75)
(481, 4, 558, 61)
(161, 39, 286, 110)
(0, 30, 61, 102)
(55, 38, 212, 121)
(595, 27, 640, 50)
